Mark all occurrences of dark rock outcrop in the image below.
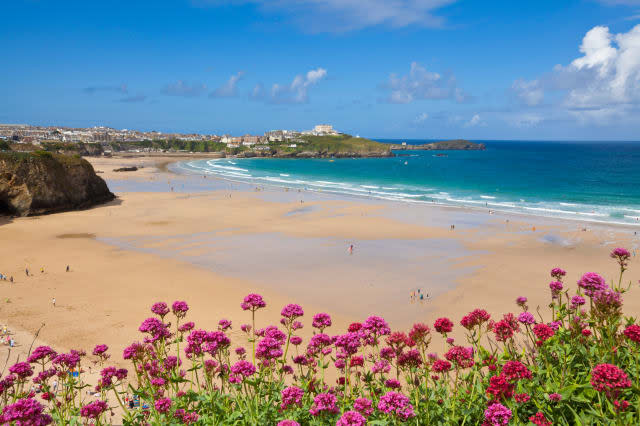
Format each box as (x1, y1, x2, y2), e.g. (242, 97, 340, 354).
(0, 152, 114, 216)
(113, 166, 138, 172)
(389, 140, 485, 151)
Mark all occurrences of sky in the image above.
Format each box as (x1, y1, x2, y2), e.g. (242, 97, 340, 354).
(2, 0, 640, 140)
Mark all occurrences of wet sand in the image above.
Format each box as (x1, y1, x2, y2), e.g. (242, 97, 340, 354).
(1, 155, 639, 368)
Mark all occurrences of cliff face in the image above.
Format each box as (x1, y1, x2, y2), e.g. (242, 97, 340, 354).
(0, 152, 115, 216)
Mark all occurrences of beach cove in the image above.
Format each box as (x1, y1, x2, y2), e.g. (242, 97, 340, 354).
(1, 154, 639, 368)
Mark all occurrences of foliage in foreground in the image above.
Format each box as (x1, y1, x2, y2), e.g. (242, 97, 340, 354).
(2, 249, 640, 425)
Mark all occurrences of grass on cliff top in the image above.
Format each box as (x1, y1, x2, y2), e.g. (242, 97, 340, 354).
(293, 134, 390, 153)
(0, 150, 86, 166)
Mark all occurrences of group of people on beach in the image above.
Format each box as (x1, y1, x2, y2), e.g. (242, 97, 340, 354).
(410, 288, 429, 303)
(2, 325, 16, 347)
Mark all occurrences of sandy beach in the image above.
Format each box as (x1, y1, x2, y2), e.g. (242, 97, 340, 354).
(2, 155, 640, 370)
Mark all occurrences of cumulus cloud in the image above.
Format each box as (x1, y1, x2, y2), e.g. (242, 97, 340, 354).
(382, 62, 470, 104)
(209, 72, 244, 98)
(269, 68, 328, 104)
(162, 80, 207, 97)
(196, 0, 457, 32)
(510, 24, 640, 124)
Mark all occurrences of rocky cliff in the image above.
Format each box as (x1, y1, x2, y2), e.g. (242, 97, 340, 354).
(0, 152, 114, 216)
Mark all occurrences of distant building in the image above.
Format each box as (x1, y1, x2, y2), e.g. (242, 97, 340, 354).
(314, 124, 334, 134)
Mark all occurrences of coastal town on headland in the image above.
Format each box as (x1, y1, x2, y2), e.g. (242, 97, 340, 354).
(0, 123, 484, 158)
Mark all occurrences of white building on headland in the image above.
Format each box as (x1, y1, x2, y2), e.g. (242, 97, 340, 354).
(311, 124, 339, 136)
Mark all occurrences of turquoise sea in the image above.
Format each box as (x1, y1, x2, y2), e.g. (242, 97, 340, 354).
(176, 140, 640, 226)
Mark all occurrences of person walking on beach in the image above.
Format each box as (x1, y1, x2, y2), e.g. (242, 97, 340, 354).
(25, 267, 29, 276)
(9, 276, 13, 283)
(52, 297, 56, 308)
(40, 267, 44, 274)
(66, 265, 69, 272)
(348, 244, 354, 255)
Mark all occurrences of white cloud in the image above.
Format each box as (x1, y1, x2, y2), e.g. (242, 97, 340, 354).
(510, 24, 640, 124)
(210, 72, 244, 98)
(464, 114, 483, 127)
(198, 0, 457, 32)
(163, 80, 207, 97)
(383, 62, 470, 104)
(270, 68, 327, 104)
(511, 79, 543, 106)
(414, 112, 429, 123)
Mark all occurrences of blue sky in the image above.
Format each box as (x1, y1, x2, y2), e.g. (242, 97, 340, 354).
(2, 0, 640, 140)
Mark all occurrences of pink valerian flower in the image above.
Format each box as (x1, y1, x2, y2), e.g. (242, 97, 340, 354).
(336, 410, 367, 426)
(138, 317, 171, 341)
(397, 349, 423, 368)
(97, 366, 128, 389)
(548, 393, 562, 402)
(614, 400, 630, 412)
(312, 312, 332, 330)
(578, 272, 608, 297)
(460, 309, 491, 330)
(377, 391, 415, 421)
(486, 375, 514, 400)
(582, 328, 592, 337)
(240, 324, 251, 333)
(80, 400, 109, 419)
(593, 289, 623, 317)
(623, 324, 640, 343)
(241, 293, 266, 311)
(591, 363, 632, 398)
(530, 412, 552, 426)
(179, 322, 195, 333)
(491, 313, 520, 342)
(32, 368, 56, 385)
(290, 336, 303, 346)
(515, 296, 528, 308)
(550, 267, 566, 280)
(353, 397, 374, 417)
(533, 323, 555, 342)
(280, 386, 304, 410)
(277, 421, 300, 426)
(362, 316, 391, 343)
(171, 301, 189, 318)
(444, 346, 474, 368)
(154, 397, 172, 413)
(517, 312, 535, 325)
(307, 333, 332, 355)
(547, 321, 561, 331)
(52, 351, 82, 370)
(9, 362, 33, 380)
(151, 302, 169, 317)
(611, 248, 631, 269)
(123, 342, 145, 361)
(281, 304, 304, 320)
(514, 393, 530, 403)
(230, 360, 256, 379)
(432, 359, 452, 373)
(1, 398, 52, 425)
(256, 337, 283, 360)
(385, 379, 401, 389)
(334, 332, 361, 355)
(434, 317, 453, 334)
(549, 281, 563, 298)
(502, 361, 532, 382)
(309, 392, 339, 416)
(372, 359, 391, 374)
(484, 402, 512, 426)
(408, 323, 431, 347)
(570, 295, 586, 309)
(218, 319, 232, 331)
(27, 346, 56, 364)
(92, 344, 109, 358)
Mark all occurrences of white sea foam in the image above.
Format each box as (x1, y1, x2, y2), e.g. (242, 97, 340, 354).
(480, 195, 496, 199)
